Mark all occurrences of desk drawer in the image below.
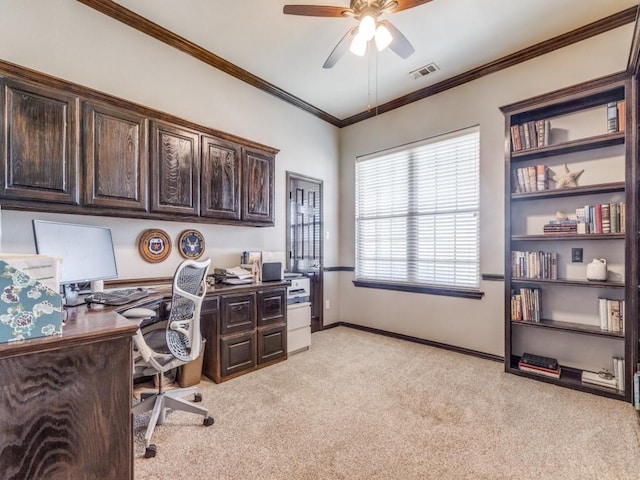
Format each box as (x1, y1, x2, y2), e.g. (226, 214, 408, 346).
(287, 302, 310, 330)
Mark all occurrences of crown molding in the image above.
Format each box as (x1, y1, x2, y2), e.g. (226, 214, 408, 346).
(77, 1, 637, 128)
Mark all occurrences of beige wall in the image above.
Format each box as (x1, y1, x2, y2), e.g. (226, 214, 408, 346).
(0, 3, 635, 347)
(0, 1, 343, 323)
(336, 26, 634, 356)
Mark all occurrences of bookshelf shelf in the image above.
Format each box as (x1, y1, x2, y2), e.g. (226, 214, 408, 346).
(511, 182, 625, 201)
(512, 233, 624, 241)
(511, 318, 625, 338)
(510, 131, 624, 162)
(501, 73, 636, 403)
(511, 277, 624, 288)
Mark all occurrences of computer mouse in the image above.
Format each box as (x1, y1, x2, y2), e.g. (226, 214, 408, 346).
(121, 307, 156, 318)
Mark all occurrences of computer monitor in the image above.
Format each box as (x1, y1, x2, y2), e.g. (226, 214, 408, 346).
(32, 220, 118, 304)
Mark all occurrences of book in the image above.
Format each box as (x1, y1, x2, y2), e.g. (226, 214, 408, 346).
(601, 203, 610, 233)
(518, 361, 561, 379)
(581, 370, 617, 389)
(511, 125, 522, 151)
(607, 102, 618, 133)
(598, 298, 608, 331)
(613, 356, 625, 391)
(617, 100, 625, 132)
(521, 352, 558, 370)
(535, 164, 547, 191)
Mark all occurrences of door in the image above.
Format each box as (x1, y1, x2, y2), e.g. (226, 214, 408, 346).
(286, 173, 323, 332)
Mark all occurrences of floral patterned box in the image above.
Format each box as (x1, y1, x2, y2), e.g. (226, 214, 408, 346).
(0, 259, 63, 343)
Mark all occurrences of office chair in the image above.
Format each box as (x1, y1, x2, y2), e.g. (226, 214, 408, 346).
(123, 258, 213, 459)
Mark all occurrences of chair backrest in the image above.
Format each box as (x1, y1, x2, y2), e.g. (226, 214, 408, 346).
(165, 258, 211, 362)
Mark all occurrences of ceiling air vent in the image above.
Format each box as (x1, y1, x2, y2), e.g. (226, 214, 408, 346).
(410, 63, 439, 80)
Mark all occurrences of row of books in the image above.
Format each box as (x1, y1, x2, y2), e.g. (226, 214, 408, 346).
(510, 287, 541, 322)
(510, 120, 551, 152)
(511, 250, 557, 280)
(518, 352, 560, 379)
(543, 219, 577, 234)
(512, 164, 547, 193)
(607, 101, 626, 133)
(540, 203, 626, 236)
(598, 298, 624, 333)
(575, 203, 625, 234)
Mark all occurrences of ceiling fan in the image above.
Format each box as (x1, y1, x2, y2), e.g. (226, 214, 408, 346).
(283, 0, 433, 68)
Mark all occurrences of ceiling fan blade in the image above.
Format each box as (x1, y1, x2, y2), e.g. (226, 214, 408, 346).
(283, 5, 352, 17)
(379, 20, 415, 59)
(392, 0, 434, 13)
(323, 26, 358, 68)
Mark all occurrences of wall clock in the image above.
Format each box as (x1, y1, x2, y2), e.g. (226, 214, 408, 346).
(138, 229, 172, 263)
(178, 229, 205, 259)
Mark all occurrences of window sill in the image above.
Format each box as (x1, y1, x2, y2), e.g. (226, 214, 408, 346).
(352, 280, 484, 299)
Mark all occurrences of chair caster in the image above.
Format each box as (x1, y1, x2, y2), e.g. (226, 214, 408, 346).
(203, 416, 214, 426)
(144, 444, 157, 458)
(194, 393, 203, 402)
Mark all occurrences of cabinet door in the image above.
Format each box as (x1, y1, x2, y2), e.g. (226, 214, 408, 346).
(0, 78, 79, 204)
(257, 288, 286, 326)
(220, 330, 256, 377)
(220, 293, 256, 335)
(0, 336, 133, 480)
(242, 148, 274, 224)
(257, 324, 287, 364)
(150, 121, 200, 215)
(84, 102, 148, 210)
(199, 297, 220, 382)
(201, 135, 241, 220)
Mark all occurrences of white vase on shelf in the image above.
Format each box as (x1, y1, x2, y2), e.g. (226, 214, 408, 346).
(586, 258, 607, 281)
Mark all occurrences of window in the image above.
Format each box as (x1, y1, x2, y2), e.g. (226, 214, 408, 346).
(355, 126, 480, 297)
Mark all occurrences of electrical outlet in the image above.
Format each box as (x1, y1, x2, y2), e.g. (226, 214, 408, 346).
(572, 248, 583, 263)
(325, 300, 330, 310)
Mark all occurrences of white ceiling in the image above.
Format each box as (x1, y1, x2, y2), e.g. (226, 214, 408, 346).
(113, 0, 638, 121)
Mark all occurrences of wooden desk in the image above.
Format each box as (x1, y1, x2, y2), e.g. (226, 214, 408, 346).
(0, 306, 139, 480)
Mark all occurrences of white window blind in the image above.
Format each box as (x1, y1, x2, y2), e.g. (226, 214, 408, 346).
(355, 126, 480, 290)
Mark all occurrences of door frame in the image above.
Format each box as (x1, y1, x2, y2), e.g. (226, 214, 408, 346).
(286, 171, 324, 330)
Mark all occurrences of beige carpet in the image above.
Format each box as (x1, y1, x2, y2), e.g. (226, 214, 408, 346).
(134, 326, 640, 479)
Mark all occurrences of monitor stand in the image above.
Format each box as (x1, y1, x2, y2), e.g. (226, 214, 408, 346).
(64, 284, 85, 307)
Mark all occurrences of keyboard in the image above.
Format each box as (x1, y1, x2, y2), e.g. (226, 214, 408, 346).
(84, 288, 149, 306)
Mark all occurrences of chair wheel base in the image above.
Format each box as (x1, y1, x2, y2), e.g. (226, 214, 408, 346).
(144, 445, 157, 458)
(203, 416, 214, 426)
(194, 393, 203, 402)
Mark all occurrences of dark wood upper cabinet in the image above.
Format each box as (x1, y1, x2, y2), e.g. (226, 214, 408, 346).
(201, 135, 241, 220)
(150, 121, 200, 215)
(84, 102, 148, 210)
(0, 78, 79, 204)
(242, 147, 274, 225)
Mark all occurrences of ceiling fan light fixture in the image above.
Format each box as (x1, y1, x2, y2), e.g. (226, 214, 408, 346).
(349, 32, 368, 56)
(374, 24, 392, 51)
(358, 15, 376, 41)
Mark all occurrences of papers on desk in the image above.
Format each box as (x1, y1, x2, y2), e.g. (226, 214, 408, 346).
(213, 266, 254, 285)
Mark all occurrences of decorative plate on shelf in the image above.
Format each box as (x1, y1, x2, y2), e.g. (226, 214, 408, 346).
(178, 229, 205, 259)
(138, 229, 172, 263)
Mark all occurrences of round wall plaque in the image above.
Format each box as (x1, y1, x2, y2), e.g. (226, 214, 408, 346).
(138, 229, 172, 263)
(178, 229, 205, 259)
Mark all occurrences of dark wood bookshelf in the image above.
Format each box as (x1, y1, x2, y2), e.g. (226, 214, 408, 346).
(512, 233, 625, 241)
(502, 73, 637, 404)
(510, 277, 624, 288)
(510, 131, 624, 162)
(511, 181, 625, 200)
(511, 318, 624, 338)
